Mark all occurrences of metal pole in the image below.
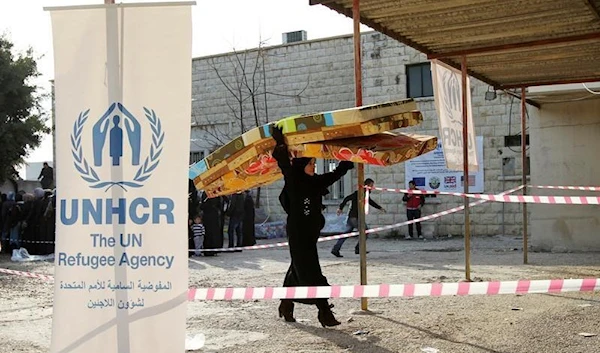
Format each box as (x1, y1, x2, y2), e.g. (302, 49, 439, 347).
(352, 0, 368, 311)
(501, 157, 505, 236)
(51, 80, 56, 183)
(104, 0, 130, 349)
(461, 56, 471, 282)
(521, 87, 528, 264)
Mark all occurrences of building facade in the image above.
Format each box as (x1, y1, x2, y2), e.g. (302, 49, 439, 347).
(191, 31, 531, 239)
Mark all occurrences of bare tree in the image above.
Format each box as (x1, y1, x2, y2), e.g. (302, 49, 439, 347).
(193, 41, 311, 206)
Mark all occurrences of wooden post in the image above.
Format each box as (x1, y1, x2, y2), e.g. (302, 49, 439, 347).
(352, 0, 368, 311)
(521, 87, 528, 264)
(461, 56, 471, 282)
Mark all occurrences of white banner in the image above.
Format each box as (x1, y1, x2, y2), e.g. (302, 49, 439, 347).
(431, 59, 479, 172)
(48, 3, 193, 352)
(405, 136, 484, 193)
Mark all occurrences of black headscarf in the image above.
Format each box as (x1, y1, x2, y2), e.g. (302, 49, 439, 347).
(292, 157, 313, 174)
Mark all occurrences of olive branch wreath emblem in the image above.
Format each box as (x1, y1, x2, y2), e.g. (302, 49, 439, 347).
(70, 107, 164, 191)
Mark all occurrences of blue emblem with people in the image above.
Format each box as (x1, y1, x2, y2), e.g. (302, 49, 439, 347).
(71, 103, 164, 191)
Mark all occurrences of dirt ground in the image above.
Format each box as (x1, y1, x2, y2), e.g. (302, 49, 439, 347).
(1, 235, 599, 353)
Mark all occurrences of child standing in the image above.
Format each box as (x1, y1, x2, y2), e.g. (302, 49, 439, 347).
(191, 215, 205, 256)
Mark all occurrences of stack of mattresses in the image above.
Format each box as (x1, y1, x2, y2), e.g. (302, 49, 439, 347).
(189, 99, 437, 197)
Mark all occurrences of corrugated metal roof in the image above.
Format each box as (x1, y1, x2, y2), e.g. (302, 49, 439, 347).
(310, 0, 600, 89)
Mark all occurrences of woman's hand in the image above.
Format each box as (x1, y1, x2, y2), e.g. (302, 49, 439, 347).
(271, 124, 286, 146)
(338, 161, 354, 170)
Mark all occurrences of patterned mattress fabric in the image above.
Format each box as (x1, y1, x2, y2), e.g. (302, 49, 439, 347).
(190, 99, 422, 193)
(201, 132, 438, 198)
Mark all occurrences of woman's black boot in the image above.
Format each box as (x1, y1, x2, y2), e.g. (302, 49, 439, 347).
(317, 302, 340, 328)
(278, 300, 296, 322)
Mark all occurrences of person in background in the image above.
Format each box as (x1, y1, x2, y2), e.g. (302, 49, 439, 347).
(38, 162, 54, 190)
(20, 193, 34, 252)
(403, 180, 425, 239)
(242, 190, 256, 246)
(40, 190, 55, 254)
(271, 124, 354, 327)
(188, 180, 199, 258)
(6, 193, 24, 251)
(187, 217, 195, 258)
(191, 214, 205, 256)
(0, 192, 16, 254)
(0, 193, 6, 248)
(200, 192, 225, 256)
(331, 178, 386, 257)
(226, 191, 245, 251)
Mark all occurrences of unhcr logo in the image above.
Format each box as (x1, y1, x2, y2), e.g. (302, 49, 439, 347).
(70, 103, 164, 191)
(63, 103, 174, 225)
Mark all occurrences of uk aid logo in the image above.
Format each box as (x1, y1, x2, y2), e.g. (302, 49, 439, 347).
(61, 103, 174, 226)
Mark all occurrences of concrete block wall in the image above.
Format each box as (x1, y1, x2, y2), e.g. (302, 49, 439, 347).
(191, 32, 530, 238)
(529, 99, 600, 251)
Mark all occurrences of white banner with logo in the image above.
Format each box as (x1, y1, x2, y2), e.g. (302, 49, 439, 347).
(405, 136, 484, 193)
(48, 3, 193, 352)
(431, 59, 479, 172)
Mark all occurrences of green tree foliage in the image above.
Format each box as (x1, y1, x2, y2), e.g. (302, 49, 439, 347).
(0, 35, 49, 182)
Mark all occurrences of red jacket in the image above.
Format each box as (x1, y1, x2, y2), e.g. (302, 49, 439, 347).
(403, 189, 425, 209)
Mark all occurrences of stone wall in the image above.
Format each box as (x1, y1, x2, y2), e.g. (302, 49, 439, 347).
(530, 98, 600, 251)
(191, 31, 529, 238)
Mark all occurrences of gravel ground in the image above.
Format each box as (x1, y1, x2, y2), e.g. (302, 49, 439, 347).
(1, 235, 599, 353)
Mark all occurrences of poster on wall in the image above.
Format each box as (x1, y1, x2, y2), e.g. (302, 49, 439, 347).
(405, 136, 484, 193)
(48, 2, 193, 352)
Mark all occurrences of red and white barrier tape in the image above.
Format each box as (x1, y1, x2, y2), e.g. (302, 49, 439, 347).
(365, 188, 370, 215)
(528, 185, 600, 192)
(2, 267, 597, 302)
(0, 268, 54, 281)
(188, 278, 600, 301)
(461, 193, 598, 205)
(195, 185, 524, 252)
(370, 187, 600, 205)
(17, 186, 530, 253)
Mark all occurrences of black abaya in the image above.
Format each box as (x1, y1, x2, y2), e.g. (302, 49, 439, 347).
(200, 192, 224, 255)
(272, 144, 353, 305)
(242, 193, 256, 246)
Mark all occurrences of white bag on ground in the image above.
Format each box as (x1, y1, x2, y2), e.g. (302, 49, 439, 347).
(185, 333, 205, 351)
(11, 247, 54, 262)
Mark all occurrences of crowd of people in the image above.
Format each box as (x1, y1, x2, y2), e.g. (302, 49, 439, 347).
(0, 188, 56, 255)
(187, 179, 256, 257)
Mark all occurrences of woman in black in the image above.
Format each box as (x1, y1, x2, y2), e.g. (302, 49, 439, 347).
(200, 192, 225, 256)
(271, 125, 353, 327)
(242, 190, 256, 246)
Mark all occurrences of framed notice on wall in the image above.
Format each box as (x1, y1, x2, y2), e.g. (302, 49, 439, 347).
(405, 136, 484, 193)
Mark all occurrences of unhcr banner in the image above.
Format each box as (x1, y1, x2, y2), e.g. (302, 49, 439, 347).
(431, 60, 479, 172)
(48, 2, 193, 352)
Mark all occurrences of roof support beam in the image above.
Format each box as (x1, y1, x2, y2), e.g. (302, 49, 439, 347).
(312, 1, 504, 88)
(584, 0, 600, 21)
(308, 0, 339, 5)
(311, 1, 434, 56)
(428, 32, 600, 59)
(501, 76, 600, 90)
(503, 90, 541, 109)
